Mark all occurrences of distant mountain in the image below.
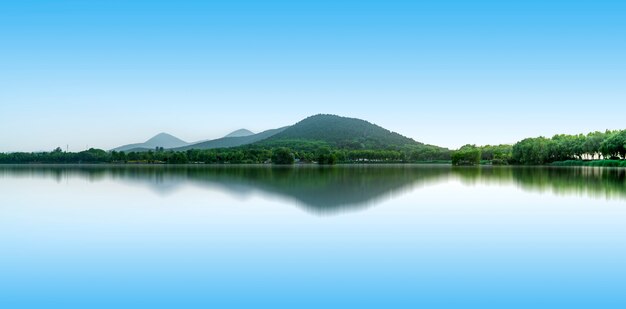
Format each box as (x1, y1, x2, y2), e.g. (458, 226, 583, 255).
(172, 127, 288, 151)
(256, 114, 432, 150)
(112, 133, 190, 152)
(111, 114, 445, 153)
(224, 129, 254, 138)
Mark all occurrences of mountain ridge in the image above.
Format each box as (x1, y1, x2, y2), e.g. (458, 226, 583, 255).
(171, 127, 288, 151)
(112, 132, 189, 152)
(111, 114, 444, 153)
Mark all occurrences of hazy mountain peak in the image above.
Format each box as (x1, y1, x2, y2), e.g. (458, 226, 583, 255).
(224, 129, 255, 138)
(111, 132, 190, 152)
(144, 133, 188, 146)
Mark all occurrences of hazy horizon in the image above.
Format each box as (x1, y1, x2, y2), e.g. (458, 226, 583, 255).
(2, 1, 625, 152)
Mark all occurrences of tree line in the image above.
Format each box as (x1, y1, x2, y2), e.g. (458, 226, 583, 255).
(0, 144, 451, 165)
(510, 130, 626, 165)
(2, 129, 625, 166)
(451, 144, 512, 166)
(450, 129, 626, 165)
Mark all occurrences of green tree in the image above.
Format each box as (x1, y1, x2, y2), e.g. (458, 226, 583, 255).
(451, 145, 481, 166)
(584, 131, 606, 160)
(271, 147, 295, 165)
(600, 130, 626, 159)
(511, 137, 551, 165)
(316, 147, 337, 165)
(168, 152, 189, 164)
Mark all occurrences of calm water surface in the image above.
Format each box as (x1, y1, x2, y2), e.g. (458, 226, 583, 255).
(1, 165, 625, 309)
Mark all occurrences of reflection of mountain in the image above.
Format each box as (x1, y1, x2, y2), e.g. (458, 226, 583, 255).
(2, 165, 624, 214)
(0, 165, 450, 213)
(182, 166, 451, 213)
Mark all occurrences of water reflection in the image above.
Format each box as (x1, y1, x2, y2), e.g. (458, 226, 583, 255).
(454, 166, 626, 200)
(1, 164, 625, 213)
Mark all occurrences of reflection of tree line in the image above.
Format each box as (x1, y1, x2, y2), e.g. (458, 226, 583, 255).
(453, 166, 626, 200)
(0, 165, 451, 212)
(1, 165, 624, 212)
(185, 165, 451, 212)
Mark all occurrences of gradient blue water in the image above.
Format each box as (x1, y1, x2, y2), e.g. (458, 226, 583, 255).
(1, 166, 625, 308)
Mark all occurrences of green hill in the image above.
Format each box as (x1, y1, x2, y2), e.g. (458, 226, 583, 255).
(256, 114, 432, 150)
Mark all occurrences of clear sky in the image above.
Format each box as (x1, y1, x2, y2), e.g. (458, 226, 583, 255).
(1, 0, 625, 152)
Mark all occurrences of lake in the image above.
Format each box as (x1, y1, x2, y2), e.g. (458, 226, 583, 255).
(1, 164, 625, 309)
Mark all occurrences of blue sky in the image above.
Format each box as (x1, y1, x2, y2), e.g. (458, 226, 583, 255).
(1, 0, 625, 151)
